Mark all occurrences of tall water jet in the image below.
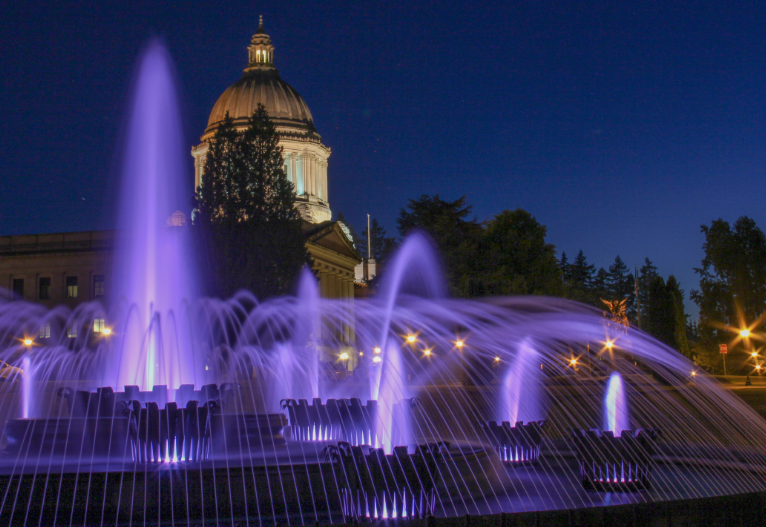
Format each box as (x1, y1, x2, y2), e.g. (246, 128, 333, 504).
(604, 371, 629, 436)
(503, 339, 543, 424)
(376, 342, 409, 453)
(372, 232, 444, 400)
(295, 267, 320, 400)
(111, 39, 199, 391)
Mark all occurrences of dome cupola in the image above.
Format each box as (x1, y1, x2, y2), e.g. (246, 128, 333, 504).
(247, 16, 275, 69)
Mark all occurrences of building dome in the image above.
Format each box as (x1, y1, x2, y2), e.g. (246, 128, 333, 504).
(202, 16, 318, 141)
(193, 16, 332, 224)
(205, 69, 316, 136)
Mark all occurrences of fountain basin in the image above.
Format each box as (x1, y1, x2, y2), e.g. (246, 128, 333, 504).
(481, 420, 546, 465)
(569, 428, 661, 491)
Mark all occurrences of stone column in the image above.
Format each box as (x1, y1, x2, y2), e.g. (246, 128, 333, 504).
(296, 154, 304, 195)
(319, 160, 328, 201)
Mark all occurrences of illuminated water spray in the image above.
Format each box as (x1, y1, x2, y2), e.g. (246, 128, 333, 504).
(112, 40, 199, 391)
(504, 339, 542, 424)
(604, 371, 629, 436)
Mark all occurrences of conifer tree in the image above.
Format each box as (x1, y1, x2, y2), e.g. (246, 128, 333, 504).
(646, 276, 675, 347)
(194, 104, 309, 299)
(638, 258, 659, 325)
(666, 276, 691, 358)
(607, 256, 636, 322)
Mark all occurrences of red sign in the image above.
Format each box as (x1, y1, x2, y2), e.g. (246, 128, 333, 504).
(719, 344, 728, 354)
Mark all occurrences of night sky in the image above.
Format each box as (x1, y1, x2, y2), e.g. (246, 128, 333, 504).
(3, 1, 766, 315)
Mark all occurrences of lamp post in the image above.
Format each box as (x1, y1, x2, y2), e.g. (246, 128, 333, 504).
(741, 328, 753, 376)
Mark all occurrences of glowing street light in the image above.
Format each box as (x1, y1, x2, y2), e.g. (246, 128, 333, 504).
(373, 347, 381, 354)
(455, 340, 464, 348)
(605, 341, 614, 349)
(494, 356, 501, 363)
(406, 335, 416, 343)
(740, 329, 751, 338)
(339, 352, 349, 360)
(424, 349, 431, 356)
(102, 328, 112, 336)
(691, 370, 697, 377)
(372, 356, 382, 363)
(752, 351, 758, 358)
(359, 351, 364, 357)
(569, 358, 578, 367)
(23, 338, 32, 347)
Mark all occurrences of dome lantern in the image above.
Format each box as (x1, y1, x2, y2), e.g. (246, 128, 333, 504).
(246, 16, 275, 70)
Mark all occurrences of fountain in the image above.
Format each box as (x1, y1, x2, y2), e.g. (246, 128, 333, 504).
(1, 40, 766, 526)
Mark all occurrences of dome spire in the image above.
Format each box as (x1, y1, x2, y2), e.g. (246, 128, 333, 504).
(246, 15, 275, 71)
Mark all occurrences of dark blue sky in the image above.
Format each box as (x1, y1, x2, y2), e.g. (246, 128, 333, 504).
(3, 1, 766, 316)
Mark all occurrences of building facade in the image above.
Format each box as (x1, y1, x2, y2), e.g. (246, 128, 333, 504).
(0, 231, 113, 307)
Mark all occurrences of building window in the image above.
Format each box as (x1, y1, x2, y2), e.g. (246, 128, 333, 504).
(93, 318, 106, 333)
(39, 322, 51, 339)
(66, 276, 78, 298)
(39, 277, 51, 300)
(94, 275, 105, 297)
(67, 325, 77, 339)
(12, 279, 23, 300)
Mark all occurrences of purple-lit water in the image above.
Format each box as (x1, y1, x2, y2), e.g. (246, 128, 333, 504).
(2, 40, 766, 525)
(604, 371, 630, 436)
(110, 40, 200, 392)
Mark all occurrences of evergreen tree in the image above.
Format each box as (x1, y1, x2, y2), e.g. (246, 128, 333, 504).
(638, 258, 659, 327)
(666, 276, 691, 359)
(478, 209, 562, 296)
(194, 105, 310, 299)
(593, 268, 609, 301)
(607, 256, 636, 322)
(559, 252, 571, 282)
(691, 216, 766, 371)
(646, 276, 675, 347)
(397, 194, 481, 297)
(567, 250, 597, 305)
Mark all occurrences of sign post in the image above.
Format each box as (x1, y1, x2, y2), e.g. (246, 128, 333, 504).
(719, 344, 728, 376)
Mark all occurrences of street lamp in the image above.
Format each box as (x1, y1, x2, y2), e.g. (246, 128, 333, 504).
(406, 335, 416, 343)
(23, 338, 32, 347)
(424, 349, 431, 357)
(740, 329, 751, 338)
(605, 341, 614, 349)
(102, 328, 112, 336)
(455, 340, 464, 348)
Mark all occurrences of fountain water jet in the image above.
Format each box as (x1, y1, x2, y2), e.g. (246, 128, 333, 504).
(111, 38, 199, 392)
(604, 371, 629, 436)
(502, 339, 542, 425)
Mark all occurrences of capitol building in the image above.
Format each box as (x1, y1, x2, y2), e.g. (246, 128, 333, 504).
(193, 17, 332, 225)
(0, 19, 360, 351)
